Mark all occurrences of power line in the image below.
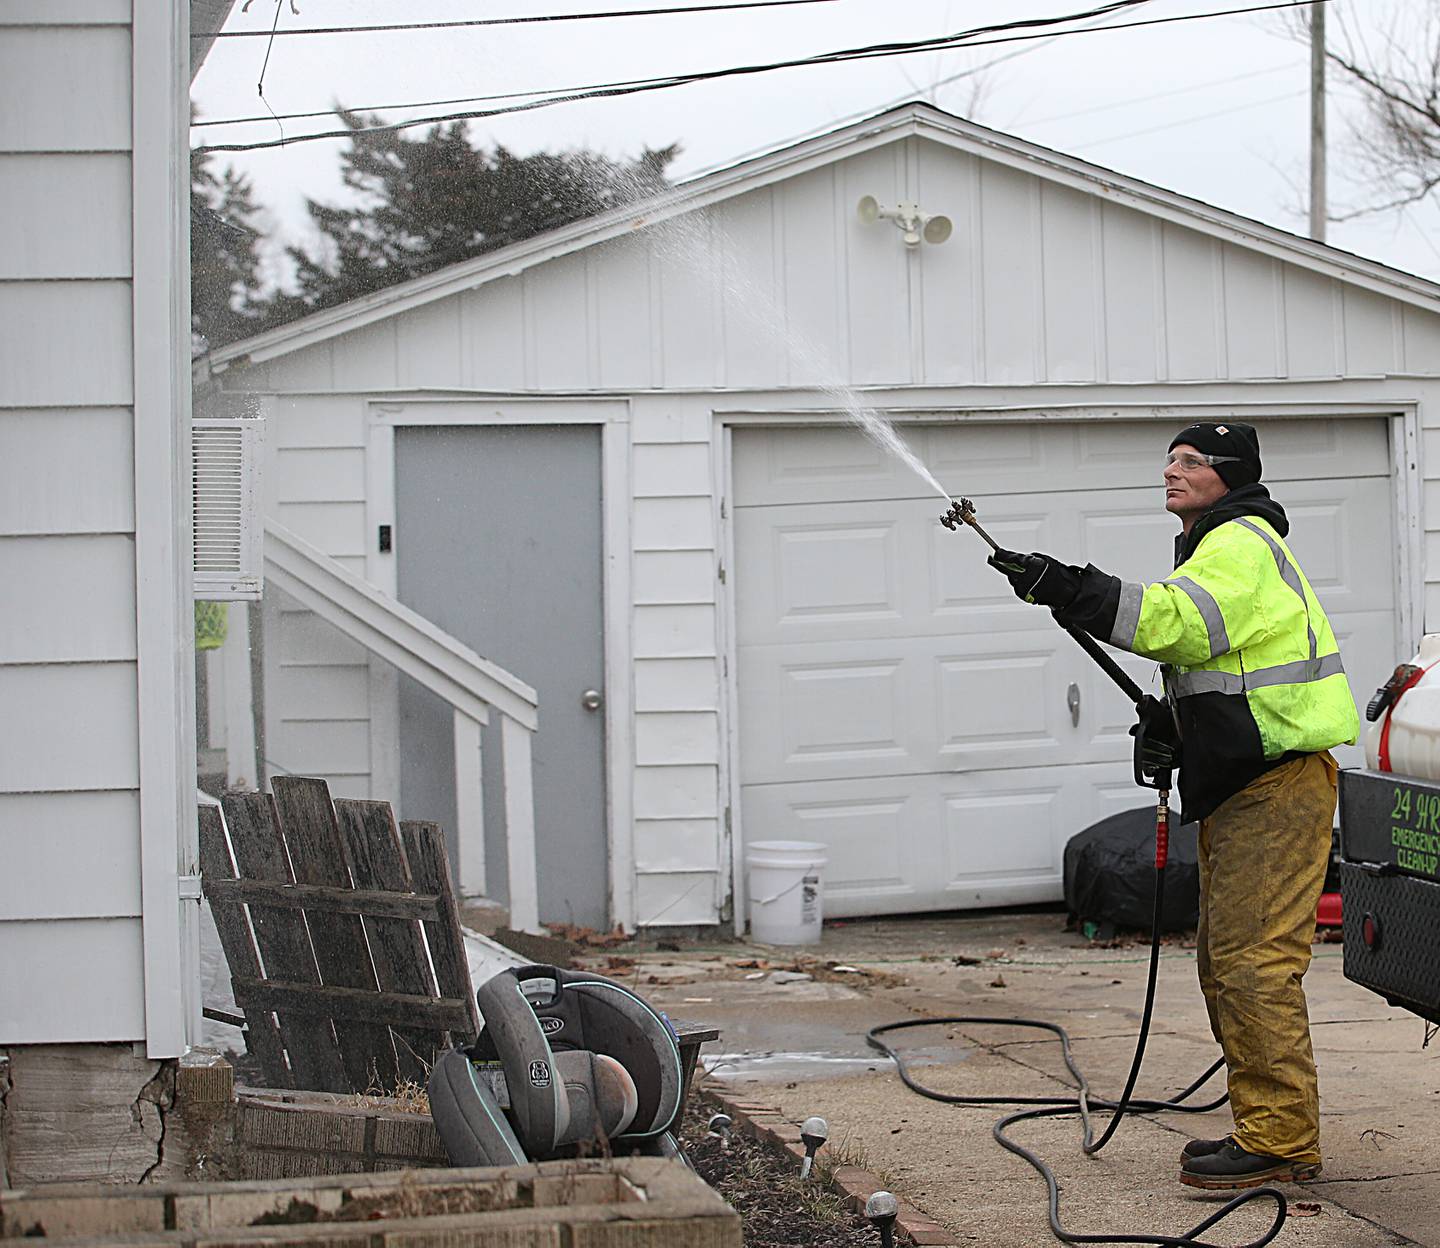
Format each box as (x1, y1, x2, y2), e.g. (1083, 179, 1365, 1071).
(194, 0, 1329, 154)
(677, 14, 1120, 182)
(195, 0, 1155, 137)
(198, 0, 848, 38)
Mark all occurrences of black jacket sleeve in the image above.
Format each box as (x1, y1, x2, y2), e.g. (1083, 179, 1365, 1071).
(1054, 564, 1122, 643)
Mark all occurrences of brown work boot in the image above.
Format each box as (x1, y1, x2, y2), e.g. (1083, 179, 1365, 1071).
(1179, 1136, 1229, 1163)
(1180, 1140, 1322, 1190)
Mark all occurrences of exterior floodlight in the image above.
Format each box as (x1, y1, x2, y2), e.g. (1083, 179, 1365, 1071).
(922, 215, 953, 246)
(858, 198, 952, 247)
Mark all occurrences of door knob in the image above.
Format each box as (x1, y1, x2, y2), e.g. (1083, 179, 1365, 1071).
(581, 688, 603, 712)
(1066, 682, 1081, 727)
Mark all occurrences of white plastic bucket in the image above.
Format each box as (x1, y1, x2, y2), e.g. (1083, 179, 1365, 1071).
(746, 840, 827, 945)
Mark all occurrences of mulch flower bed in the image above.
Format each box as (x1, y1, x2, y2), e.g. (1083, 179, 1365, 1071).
(680, 1102, 884, 1247)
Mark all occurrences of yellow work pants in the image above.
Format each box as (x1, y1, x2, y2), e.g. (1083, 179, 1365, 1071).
(1195, 751, 1337, 1165)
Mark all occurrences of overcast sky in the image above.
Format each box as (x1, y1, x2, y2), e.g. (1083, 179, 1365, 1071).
(190, 0, 1440, 286)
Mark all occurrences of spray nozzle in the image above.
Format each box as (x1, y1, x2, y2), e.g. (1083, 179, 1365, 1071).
(939, 497, 1001, 552)
(939, 497, 969, 530)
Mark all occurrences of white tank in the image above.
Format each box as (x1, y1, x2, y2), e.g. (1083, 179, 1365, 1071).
(1365, 632, 1440, 780)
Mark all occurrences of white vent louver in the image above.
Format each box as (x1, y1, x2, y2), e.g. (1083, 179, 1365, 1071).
(192, 417, 264, 600)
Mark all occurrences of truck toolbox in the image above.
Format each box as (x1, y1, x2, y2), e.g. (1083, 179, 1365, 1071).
(1338, 769, 1440, 1025)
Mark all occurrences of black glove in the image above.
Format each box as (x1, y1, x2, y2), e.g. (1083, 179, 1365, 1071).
(1130, 694, 1181, 784)
(987, 548, 1081, 609)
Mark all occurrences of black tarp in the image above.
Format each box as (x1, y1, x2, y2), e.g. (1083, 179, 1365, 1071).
(1063, 806, 1200, 933)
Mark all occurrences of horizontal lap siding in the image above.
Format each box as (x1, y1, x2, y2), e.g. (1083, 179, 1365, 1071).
(0, 12, 147, 1041)
(259, 396, 377, 795)
(631, 397, 722, 925)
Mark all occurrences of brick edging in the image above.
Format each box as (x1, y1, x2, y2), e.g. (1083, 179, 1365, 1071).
(702, 1089, 961, 1248)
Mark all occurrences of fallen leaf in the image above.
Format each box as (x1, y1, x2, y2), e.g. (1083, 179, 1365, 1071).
(1291, 1202, 1322, 1217)
(990, 975, 1007, 988)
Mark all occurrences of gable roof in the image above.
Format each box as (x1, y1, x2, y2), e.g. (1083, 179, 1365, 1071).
(208, 101, 1440, 370)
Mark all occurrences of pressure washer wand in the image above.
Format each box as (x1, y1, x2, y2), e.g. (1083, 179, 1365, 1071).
(941, 498, 1144, 706)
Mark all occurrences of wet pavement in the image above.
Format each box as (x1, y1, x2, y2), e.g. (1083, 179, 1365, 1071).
(590, 907, 1440, 1247)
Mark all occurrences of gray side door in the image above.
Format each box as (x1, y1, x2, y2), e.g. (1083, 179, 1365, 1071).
(395, 424, 608, 929)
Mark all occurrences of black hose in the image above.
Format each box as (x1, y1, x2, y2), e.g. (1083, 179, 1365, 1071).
(865, 864, 1288, 1248)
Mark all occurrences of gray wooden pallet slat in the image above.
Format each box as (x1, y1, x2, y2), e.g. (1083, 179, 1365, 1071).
(219, 791, 348, 1092)
(270, 776, 400, 1091)
(335, 798, 446, 1083)
(401, 820, 480, 1042)
(197, 806, 291, 1088)
(202, 878, 443, 921)
(228, 978, 475, 1031)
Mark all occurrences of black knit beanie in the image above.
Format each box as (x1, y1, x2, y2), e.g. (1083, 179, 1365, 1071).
(1167, 421, 1262, 490)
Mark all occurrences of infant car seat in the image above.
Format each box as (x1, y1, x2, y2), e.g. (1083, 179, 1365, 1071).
(428, 964, 687, 1167)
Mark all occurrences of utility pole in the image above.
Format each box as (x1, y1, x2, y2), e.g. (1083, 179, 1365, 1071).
(1309, 0, 1326, 242)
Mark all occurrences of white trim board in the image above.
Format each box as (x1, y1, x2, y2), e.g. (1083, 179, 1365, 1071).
(132, 0, 194, 1057)
(363, 397, 635, 930)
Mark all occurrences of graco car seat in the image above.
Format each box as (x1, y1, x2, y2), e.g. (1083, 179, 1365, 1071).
(428, 964, 687, 1167)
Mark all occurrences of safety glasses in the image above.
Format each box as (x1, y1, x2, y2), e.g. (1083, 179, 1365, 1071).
(1164, 451, 1242, 472)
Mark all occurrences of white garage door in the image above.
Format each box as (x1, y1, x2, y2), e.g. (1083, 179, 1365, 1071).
(732, 418, 1396, 917)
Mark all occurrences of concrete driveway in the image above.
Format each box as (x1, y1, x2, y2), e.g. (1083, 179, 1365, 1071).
(598, 908, 1439, 1246)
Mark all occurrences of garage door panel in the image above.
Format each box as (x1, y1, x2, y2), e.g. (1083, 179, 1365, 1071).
(771, 520, 901, 624)
(941, 782, 1061, 887)
(1280, 478, 1394, 609)
(739, 639, 921, 782)
(779, 659, 908, 766)
(1079, 505, 1179, 583)
(937, 648, 1067, 764)
(1254, 417, 1389, 479)
(732, 424, 909, 507)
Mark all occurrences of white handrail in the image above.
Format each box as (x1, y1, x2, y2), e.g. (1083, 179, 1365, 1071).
(263, 519, 542, 933)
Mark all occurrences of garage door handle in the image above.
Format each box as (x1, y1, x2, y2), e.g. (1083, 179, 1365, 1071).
(1067, 682, 1081, 726)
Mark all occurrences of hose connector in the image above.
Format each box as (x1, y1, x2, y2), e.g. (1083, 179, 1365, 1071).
(1155, 790, 1170, 871)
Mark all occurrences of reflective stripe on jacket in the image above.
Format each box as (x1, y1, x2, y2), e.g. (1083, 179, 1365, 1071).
(1109, 515, 1358, 768)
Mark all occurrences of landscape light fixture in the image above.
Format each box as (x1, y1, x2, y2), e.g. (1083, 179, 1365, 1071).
(857, 195, 952, 247)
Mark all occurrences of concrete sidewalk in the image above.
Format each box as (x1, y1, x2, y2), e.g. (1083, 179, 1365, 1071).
(600, 909, 1439, 1246)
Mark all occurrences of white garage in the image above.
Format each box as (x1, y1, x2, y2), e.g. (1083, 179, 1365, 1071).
(732, 417, 1396, 916)
(200, 101, 1440, 933)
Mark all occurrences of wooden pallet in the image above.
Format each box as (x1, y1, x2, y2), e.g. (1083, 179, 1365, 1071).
(199, 776, 479, 1093)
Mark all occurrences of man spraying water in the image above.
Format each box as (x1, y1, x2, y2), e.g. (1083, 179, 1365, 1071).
(985, 421, 1358, 1190)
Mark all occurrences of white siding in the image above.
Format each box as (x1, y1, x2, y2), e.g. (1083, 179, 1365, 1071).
(249, 395, 377, 795)
(1, 5, 190, 1046)
(0, 919, 147, 1043)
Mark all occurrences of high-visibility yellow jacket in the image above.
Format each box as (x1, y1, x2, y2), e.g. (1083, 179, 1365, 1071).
(1061, 486, 1359, 820)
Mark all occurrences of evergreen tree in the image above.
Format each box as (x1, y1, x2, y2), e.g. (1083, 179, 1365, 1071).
(190, 141, 267, 353)
(282, 111, 680, 315)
